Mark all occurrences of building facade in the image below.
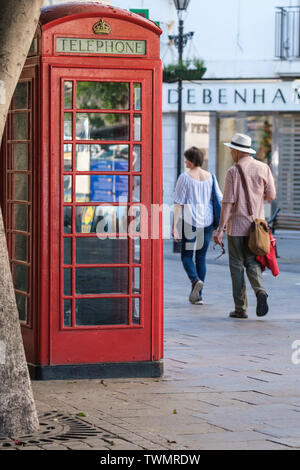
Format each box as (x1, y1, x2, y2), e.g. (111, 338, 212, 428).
(44, 0, 300, 227)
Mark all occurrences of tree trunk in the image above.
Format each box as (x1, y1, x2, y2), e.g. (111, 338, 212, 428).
(0, 0, 43, 437)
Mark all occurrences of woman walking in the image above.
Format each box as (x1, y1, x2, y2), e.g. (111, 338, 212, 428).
(173, 147, 222, 304)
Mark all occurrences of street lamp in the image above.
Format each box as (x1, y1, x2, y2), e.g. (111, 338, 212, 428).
(169, 0, 193, 252)
(169, 0, 193, 180)
(173, 0, 191, 14)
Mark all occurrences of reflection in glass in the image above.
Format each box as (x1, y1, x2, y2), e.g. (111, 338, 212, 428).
(12, 174, 28, 201)
(64, 144, 72, 171)
(132, 176, 141, 202)
(14, 233, 27, 261)
(75, 206, 95, 233)
(64, 300, 72, 327)
(16, 293, 27, 322)
(64, 81, 73, 109)
(133, 237, 140, 263)
(76, 175, 128, 203)
(14, 204, 28, 231)
(76, 144, 129, 171)
(133, 145, 141, 172)
(64, 238, 72, 265)
(64, 113, 72, 140)
(13, 113, 28, 140)
(129, 205, 141, 234)
(76, 298, 128, 326)
(64, 175, 72, 202)
(29, 38, 37, 55)
(64, 206, 72, 233)
(13, 82, 28, 109)
(133, 115, 141, 141)
(132, 298, 140, 324)
(75, 205, 128, 233)
(14, 263, 28, 292)
(76, 267, 128, 295)
(133, 83, 141, 110)
(75, 175, 90, 202)
(11, 143, 28, 170)
(76, 237, 128, 264)
(64, 269, 72, 295)
(76, 82, 129, 110)
(95, 206, 128, 234)
(132, 267, 140, 293)
(76, 113, 129, 141)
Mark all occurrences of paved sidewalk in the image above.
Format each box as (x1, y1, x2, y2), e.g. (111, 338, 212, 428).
(1, 235, 300, 450)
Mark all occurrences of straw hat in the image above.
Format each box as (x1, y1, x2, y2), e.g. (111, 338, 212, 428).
(224, 133, 256, 154)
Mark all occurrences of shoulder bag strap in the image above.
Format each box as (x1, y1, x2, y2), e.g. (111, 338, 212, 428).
(236, 164, 254, 219)
(211, 173, 215, 196)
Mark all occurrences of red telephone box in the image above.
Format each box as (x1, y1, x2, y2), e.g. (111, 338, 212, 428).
(0, 3, 163, 379)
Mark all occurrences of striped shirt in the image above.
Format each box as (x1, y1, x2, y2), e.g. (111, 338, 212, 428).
(174, 172, 223, 228)
(222, 156, 276, 236)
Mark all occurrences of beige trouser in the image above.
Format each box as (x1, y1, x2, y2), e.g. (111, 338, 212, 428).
(227, 235, 267, 313)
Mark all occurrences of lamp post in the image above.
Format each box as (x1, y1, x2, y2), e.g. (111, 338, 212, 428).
(169, 0, 193, 181)
(169, 0, 193, 252)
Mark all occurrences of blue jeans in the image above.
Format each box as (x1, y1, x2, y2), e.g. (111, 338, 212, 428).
(181, 223, 214, 295)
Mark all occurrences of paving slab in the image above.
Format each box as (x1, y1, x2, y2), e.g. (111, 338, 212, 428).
(2, 237, 300, 451)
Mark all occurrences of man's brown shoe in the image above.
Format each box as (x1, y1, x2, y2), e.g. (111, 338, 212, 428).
(229, 311, 248, 319)
(256, 291, 269, 317)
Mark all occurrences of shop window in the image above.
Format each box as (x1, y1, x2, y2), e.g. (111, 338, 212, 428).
(247, 117, 272, 165)
(217, 115, 273, 191)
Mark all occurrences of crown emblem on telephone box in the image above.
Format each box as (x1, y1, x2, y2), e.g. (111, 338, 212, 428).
(93, 19, 111, 35)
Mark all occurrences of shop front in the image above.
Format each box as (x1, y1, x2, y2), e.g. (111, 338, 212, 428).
(163, 79, 300, 228)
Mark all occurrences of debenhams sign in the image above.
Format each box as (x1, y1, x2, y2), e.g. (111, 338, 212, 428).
(163, 80, 300, 112)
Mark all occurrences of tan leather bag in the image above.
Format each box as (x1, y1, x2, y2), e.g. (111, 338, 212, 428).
(236, 164, 270, 256)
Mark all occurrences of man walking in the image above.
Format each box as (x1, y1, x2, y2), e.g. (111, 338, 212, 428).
(213, 133, 276, 319)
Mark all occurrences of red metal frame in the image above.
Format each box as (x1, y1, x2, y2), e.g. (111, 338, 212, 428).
(60, 76, 144, 332)
(0, 63, 40, 363)
(1, 3, 163, 370)
(50, 67, 153, 364)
